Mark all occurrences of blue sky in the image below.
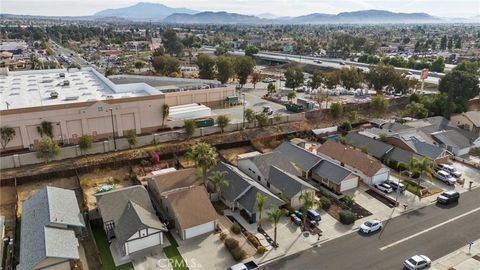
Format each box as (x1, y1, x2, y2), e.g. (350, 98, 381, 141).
(2, 0, 479, 18)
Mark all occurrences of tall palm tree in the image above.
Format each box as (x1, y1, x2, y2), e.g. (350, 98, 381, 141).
(208, 171, 229, 195)
(186, 143, 217, 188)
(299, 191, 319, 231)
(400, 158, 435, 198)
(255, 192, 268, 228)
(267, 205, 287, 248)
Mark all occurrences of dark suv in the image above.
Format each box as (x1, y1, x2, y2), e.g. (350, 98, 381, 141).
(436, 191, 460, 205)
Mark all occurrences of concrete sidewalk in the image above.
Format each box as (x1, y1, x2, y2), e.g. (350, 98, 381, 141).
(431, 239, 480, 270)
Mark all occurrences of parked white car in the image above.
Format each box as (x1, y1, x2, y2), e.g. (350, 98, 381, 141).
(435, 170, 456, 185)
(375, 182, 393, 193)
(403, 255, 431, 269)
(437, 164, 461, 178)
(359, 220, 383, 234)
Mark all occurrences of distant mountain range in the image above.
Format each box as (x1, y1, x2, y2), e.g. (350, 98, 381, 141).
(2, 2, 480, 24)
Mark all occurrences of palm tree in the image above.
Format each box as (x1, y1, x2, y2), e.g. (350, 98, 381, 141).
(208, 171, 229, 195)
(161, 104, 170, 127)
(267, 205, 287, 248)
(255, 192, 268, 228)
(400, 158, 435, 198)
(299, 191, 319, 230)
(186, 143, 217, 188)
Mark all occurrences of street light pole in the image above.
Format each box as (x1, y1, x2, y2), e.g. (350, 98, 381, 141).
(242, 93, 246, 129)
(109, 108, 117, 150)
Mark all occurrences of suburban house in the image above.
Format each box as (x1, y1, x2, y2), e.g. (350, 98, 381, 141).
(274, 141, 323, 178)
(18, 187, 85, 270)
(451, 111, 480, 135)
(237, 151, 318, 208)
(209, 161, 284, 224)
(311, 160, 359, 193)
(95, 185, 167, 257)
(431, 130, 472, 156)
(317, 141, 390, 185)
(147, 169, 218, 240)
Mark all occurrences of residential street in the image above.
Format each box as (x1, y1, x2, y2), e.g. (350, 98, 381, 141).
(267, 187, 480, 270)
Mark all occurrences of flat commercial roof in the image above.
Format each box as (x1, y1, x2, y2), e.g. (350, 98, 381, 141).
(0, 68, 159, 110)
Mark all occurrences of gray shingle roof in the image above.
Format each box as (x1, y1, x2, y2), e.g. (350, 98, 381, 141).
(268, 166, 317, 198)
(241, 151, 299, 177)
(345, 132, 393, 159)
(114, 201, 166, 246)
(432, 130, 472, 149)
(209, 161, 283, 212)
(384, 147, 420, 164)
(275, 141, 323, 172)
(464, 111, 480, 127)
(95, 185, 156, 224)
(311, 160, 354, 184)
(19, 187, 84, 270)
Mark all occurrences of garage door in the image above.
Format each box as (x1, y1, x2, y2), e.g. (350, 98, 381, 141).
(340, 177, 358, 192)
(126, 233, 161, 255)
(372, 171, 389, 185)
(184, 221, 214, 239)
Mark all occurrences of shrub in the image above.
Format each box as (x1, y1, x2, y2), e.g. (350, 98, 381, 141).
(257, 246, 267, 254)
(246, 234, 261, 248)
(140, 159, 151, 168)
(231, 222, 241, 234)
(219, 232, 227, 241)
(342, 195, 355, 208)
(320, 197, 331, 210)
(106, 178, 113, 185)
(224, 237, 239, 250)
(231, 246, 246, 261)
(339, 210, 356, 225)
(113, 176, 121, 183)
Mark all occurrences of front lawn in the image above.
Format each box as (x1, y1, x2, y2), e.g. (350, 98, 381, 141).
(402, 180, 422, 196)
(163, 232, 189, 270)
(91, 223, 134, 270)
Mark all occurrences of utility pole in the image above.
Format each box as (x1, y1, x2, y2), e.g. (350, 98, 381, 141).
(109, 108, 117, 150)
(242, 93, 246, 129)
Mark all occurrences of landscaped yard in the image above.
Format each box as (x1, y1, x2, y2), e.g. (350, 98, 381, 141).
(91, 222, 134, 270)
(402, 180, 443, 198)
(164, 232, 189, 270)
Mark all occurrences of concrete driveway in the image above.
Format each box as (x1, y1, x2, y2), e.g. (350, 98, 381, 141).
(175, 232, 236, 270)
(131, 246, 172, 270)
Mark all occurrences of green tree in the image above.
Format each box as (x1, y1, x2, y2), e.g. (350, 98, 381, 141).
(162, 104, 170, 127)
(287, 91, 297, 101)
(340, 121, 352, 131)
(309, 70, 324, 90)
(126, 129, 137, 148)
(324, 71, 339, 90)
(216, 56, 234, 84)
(162, 28, 184, 56)
(299, 191, 318, 230)
(284, 67, 304, 91)
(267, 82, 276, 96)
(440, 35, 447, 50)
(256, 192, 268, 228)
(152, 46, 165, 57)
(256, 112, 269, 129)
(245, 45, 260, 57)
(365, 64, 398, 94)
(208, 171, 229, 195)
(36, 121, 53, 138)
(266, 205, 287, 247)
(235, 56, 255, 88)
(0, 127, 16, 150)
(78, 134, 93, 155)
(216, 115, 231, 133)
(400, 158, 435, 198)
(370, 95, 389, 116)
(134, 61, 145, 72)
(152, 55, 180, 76)
(438, 70, 480, 118)
(430, 57, 445, 73)
(343, 195, 355, 208)
(196, 54, 216, 79)
(67, 63, 81, 72)
(330, 102, 343, 119)
(184, 119, 196, 138)
(404, 102, 429, 119)
(244, 108, 256, 126)
(36, 136, 60, 163)
(251, 72, 262, 89)
(454, 60, 480, 75)
(339, 67, 363, 90)
(186, 143, 217, 188)
(348, 111, 359, 123)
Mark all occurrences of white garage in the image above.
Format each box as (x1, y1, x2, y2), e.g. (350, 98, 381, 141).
(371, 169, 390, 185)
(183, 221, 215, 240)
(340, 176, 359, 192)
(125, 232, 162, 255)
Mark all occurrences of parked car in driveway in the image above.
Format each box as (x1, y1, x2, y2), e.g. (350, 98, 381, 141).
(307, 209, 321, 222)
(375, 182, 393, 193)
(262, 105, 273, 115)
(437, 164, 461, 178)
(290, 214, 302, 226)
(228, 261, 258, 270)
(359, 220, 383, 234)
(435, 170, 456, 185)
(385, 180, 406, 192)
(436, 191, 460, 205)
(403, 255, 431, 269)
(294, 210, 303, 220)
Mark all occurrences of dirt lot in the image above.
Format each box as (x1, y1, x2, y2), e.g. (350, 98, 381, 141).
(0, 186, 16, 237)
(79, 167, 134, 210)
(218, 146, 257, 166)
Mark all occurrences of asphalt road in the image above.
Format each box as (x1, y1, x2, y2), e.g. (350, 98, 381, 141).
(267, 187, 480, 270)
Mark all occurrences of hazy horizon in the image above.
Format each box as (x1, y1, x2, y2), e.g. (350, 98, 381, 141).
(1, 0, 479, 18)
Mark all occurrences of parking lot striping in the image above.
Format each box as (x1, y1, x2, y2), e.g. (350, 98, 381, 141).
(380, 206, 480, 251)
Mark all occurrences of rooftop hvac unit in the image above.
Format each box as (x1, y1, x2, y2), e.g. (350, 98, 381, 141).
(50, 91, 59, 99)
(59, 73, 65, 78)
(65, 95, 79, 101)
(106, 95, 114, 99)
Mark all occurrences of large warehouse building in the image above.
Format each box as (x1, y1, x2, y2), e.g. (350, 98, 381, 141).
(0, 67, 235, 151)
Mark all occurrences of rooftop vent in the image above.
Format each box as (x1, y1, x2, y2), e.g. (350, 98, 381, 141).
(64, 95, 79, 101)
